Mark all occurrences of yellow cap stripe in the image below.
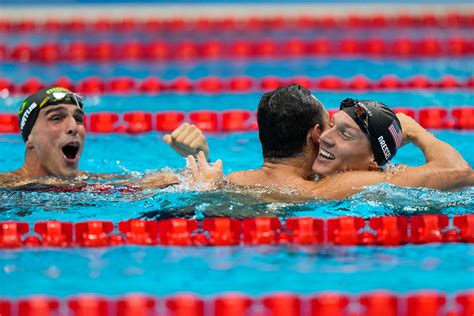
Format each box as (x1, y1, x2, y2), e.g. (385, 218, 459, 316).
(39, 96, 50, 108)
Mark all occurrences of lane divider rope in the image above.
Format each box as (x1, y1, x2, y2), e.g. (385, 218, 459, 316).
(0, 290, 473, 316)
(1, 106, 473, 134)
(1, 12, 473, 33)
(1, 215, 472, 248)
(2, 37, 474, 63)
(1, 75, 473, 97)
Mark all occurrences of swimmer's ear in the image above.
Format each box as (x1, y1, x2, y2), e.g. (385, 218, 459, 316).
(368, 157, 379, 171)
(310, 124, 323, 142)
(25, 135, 34, 149)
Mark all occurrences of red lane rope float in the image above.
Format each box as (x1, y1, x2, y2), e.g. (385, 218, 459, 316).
(1, 12, 474, 34)
(1, 106, 474, 135)
(1, 76, 473, 96)
(2, 37, 474, 63)
(1, 215, 473, 249)
(1, 291, 473, 316)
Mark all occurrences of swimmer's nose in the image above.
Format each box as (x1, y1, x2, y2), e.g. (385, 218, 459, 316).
(66, 116, 79, 136)
(320, 129, 335, 147)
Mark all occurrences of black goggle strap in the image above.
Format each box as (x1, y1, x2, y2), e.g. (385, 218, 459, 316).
(340, 98, 371, 138)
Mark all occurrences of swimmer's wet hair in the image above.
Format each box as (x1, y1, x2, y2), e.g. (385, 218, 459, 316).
(257, 84, 325, 160)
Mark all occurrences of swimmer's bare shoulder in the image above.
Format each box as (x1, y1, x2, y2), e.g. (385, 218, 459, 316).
(0, 171, 61, 188)
(0, 171, 24, 188)
(227, 170, 263, 186)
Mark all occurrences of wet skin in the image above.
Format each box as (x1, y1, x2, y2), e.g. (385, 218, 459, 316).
(312, 110, 377, 177)
(22, 103, 86, 178)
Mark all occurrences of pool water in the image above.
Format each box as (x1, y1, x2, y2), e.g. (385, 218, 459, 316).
(0, 130, 473, 225)
(3, 244, 473, 297)
(0, 118, 473, 298)
(0, 5, 473, 301)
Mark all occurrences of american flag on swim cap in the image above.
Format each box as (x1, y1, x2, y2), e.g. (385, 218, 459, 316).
(389, 120, 403, 148)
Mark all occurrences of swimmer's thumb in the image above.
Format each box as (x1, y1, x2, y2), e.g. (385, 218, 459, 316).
(162, 134, 173, 145)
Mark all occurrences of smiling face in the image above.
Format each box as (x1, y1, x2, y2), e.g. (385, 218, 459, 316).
(25, 103, 85, 177)
(312, 110, 378, 176)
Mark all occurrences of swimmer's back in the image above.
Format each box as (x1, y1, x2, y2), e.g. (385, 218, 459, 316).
(227, 169, 303, 188)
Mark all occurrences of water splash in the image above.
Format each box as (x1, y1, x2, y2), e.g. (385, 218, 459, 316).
(0, 179, 472, 223)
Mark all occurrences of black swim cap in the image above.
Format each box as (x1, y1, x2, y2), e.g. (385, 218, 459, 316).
(339, 98, 402, 166)
(18, 87, 84, 142)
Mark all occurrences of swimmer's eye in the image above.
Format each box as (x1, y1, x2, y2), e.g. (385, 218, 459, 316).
(339, 130, 353, 140)
(50, 115, 63, 122)
(74, 114, 84, 124)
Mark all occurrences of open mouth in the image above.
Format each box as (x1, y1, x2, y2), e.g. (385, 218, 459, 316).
(320, 148, 335, 160)
(61, 142, 80, 161)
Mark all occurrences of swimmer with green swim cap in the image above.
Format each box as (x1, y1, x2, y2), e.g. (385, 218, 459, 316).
(0, 87, 210, 188)
(16, 86, 86, 178)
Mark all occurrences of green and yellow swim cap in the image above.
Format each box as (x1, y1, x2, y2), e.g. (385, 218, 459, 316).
(18, 87, 84, 142)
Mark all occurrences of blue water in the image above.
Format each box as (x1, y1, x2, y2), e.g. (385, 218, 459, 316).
(0, 130, 473, 224)
(0, 2, 473, 299)
(0, 118, 472, 298)
(1, 244, 472, 298)
(3, 29, 473, 46)
(1, 58, 473, 82)
(0, 92, 473, 116)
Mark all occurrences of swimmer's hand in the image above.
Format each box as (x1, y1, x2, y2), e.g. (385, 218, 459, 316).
(184, 151, 223, 191)
(163, 123, 210, 161)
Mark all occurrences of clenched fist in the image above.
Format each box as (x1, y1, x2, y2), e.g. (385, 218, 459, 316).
(163, 123, 210, 161)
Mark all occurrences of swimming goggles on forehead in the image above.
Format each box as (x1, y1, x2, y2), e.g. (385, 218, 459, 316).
(42, 91, 84, 109)
(340, 98, 371, 137)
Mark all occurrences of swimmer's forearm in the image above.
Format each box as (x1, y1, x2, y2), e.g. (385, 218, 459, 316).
(411, 129, 466, 167)
(81, 172, 133, 180)
(126, 172, 180, 189)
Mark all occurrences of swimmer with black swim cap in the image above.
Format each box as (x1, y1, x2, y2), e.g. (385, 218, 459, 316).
(16, 86, 86, 178)
(340, 98, 402, 166)
(183, 88, 473, 199)
(313, 97, 403, 176)
(0, 86, 210, 189)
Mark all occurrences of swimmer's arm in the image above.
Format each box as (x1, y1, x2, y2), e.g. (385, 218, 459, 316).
(0, 172, 88, 189)
(131, 151, 222, 190)
(395, 113, 472, 188)
(296, 117, 473, 199)
(163, 123, 210, 161)
(293, 164, 472, 200)
(0, 172, 34, 188)
(115, 171, 180, 189)
(78, 172, 132, 179)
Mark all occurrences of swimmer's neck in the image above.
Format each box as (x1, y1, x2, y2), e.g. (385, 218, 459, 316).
(14, 159, 80, 179)
(262, 157, 314, 180)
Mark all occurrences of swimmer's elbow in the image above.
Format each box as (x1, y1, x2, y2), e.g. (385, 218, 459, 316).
(457, 164, 474, 187)
(426, 164, 473, 190)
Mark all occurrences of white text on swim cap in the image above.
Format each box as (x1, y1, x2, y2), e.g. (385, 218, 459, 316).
(378, 135, 391, 161)
(20, 102, 37, 131)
